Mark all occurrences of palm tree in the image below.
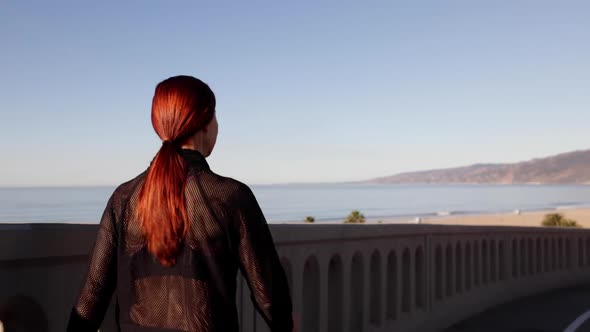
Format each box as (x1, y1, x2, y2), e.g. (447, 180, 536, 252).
(542, 213, 579, 227)
(344, 210, 366, 224)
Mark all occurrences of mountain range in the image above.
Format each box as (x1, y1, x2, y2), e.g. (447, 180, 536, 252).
(366, 149, 590, 185)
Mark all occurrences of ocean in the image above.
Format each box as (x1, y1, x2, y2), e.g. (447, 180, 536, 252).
(1, 184, 590, 224)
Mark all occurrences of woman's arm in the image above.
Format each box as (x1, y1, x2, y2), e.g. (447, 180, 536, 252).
(67, 193, 118, 332)
(232, 183, 294, 332)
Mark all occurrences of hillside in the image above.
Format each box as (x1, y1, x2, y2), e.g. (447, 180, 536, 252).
(367, 149, 590, 184)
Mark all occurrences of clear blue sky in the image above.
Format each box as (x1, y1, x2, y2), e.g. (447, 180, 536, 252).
(1, 1, 589, 186)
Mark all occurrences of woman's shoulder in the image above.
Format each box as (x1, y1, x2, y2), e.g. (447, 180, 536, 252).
(112, 170, 148, 200)
(198, 170, 255, 201)
(97, 170, 148, 214)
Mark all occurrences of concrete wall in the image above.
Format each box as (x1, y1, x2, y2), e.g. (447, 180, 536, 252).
(1, 223, 590, 332)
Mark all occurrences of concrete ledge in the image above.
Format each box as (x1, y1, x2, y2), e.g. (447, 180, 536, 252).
(1, 223, 589, 332)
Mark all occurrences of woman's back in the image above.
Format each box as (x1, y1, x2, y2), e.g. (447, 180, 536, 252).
(67, 76, 293, 332)
(69, 149, 293, 331)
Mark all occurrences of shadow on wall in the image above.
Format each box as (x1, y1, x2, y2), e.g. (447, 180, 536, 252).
(0, 295, 48, 332)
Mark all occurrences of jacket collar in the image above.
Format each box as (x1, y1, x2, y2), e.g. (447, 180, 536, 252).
(179, 148, 210, 170)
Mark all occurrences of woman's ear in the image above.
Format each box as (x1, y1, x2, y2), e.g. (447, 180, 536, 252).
(203, 117, 215, 133)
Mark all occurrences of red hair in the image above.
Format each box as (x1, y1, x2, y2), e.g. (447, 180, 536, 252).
(136, 76, 216, 266)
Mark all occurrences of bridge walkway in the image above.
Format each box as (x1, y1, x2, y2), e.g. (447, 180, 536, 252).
(444, 283, 590, 332)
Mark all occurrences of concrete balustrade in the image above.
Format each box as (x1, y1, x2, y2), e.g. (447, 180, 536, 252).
(2, 223, 590, 332)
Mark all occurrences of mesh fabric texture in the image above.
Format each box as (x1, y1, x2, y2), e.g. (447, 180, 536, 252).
(67, 149, 293, 332)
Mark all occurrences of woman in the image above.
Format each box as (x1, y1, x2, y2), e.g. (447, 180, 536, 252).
(67, 76, 294, 332)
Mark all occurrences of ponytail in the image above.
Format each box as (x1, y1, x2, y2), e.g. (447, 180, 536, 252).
(136, 141, 188, 266)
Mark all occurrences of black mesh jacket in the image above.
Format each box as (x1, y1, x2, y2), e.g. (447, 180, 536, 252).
(67, 149, 293, 332)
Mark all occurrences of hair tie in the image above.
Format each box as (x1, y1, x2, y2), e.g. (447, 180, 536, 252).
(162, 139, 177, 148)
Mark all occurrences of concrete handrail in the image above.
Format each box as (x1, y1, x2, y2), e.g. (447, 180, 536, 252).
(1, 223, 590, 332)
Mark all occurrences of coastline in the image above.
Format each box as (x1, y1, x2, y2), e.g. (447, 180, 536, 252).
(2, 208, 589, 228)
(422, 208, 590, 228)
(286, 207, 590, 228)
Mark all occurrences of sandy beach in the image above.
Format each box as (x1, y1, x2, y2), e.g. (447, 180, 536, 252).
(412, 208, 590, 228)
(291, 208, 590, 227)
(330, 208, 590, 228)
